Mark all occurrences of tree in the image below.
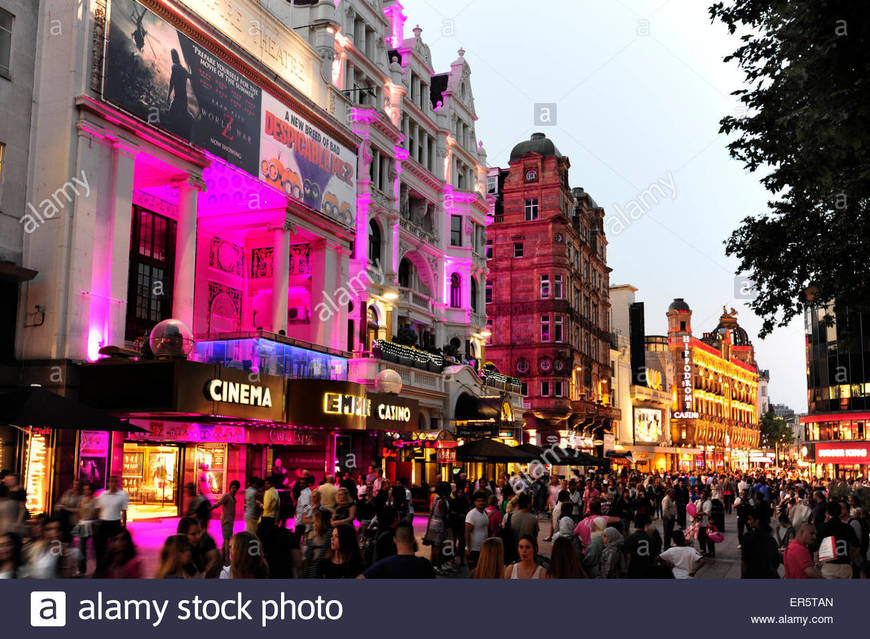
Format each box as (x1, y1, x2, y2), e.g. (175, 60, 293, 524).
(759, 411, 794, 463)
(709, 1, 870, 336)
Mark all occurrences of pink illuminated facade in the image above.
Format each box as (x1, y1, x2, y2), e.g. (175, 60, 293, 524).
(7, 0, 522, 511)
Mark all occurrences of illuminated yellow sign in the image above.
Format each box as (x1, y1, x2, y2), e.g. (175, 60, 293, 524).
(323, 392, 370, 417)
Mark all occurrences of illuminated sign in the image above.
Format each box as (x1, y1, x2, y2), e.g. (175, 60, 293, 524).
(634, 408, 663, 443)
(24, 431, 50, 515)
(676, 335, 694, 418)
(815, 442, 870, 464)
(323, 392, 370, 417)
(377, 403, 412, 422)
(645, 367, 663, 390)
(206, 379, 273, 407)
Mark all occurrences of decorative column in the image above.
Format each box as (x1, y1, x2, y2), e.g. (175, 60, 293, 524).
(172, 175, 204, 330)
(271, 226, 291, 334)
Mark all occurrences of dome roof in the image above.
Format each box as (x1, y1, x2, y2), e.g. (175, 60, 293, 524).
(668, 298, 691, 313)
(510, 133, 562, 162)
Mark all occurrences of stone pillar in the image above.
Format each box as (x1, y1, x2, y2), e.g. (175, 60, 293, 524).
(310, 239, 339, 347)
(271, 227, 290, 334)
(106, 143, 137, 348)
(172, 176, 204, 330)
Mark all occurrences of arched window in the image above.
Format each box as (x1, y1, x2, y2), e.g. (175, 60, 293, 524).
(398, 257, 412, 288)
(470, 277, 479, 313)
(450, 273, 461, 309)
(366, 305, 380, 351)
(368, 219, 381, 265)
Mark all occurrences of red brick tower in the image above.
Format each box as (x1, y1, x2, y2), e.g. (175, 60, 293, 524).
(485, 133, 614, 447)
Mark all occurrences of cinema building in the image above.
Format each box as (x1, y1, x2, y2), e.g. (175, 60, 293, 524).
(800, 304, 870, 478)
(664, 300, 760, 470)
(2, 0, 520, 517)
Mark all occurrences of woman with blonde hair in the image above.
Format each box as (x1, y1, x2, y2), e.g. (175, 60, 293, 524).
(220, 531, 269, 579)
(471, 537, 504, 579)
(155, 534, 192, 578)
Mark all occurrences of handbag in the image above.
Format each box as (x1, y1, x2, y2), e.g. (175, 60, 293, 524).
(818, 535, 837, 562)
(706, 524, 724, 544)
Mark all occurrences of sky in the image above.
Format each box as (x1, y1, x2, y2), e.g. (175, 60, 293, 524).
(405, 0, 807, 412)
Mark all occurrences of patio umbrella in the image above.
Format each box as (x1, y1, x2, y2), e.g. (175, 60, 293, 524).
(456, 438, 536, 463)
(515, 443, 545, 457)
(0, 387, 146, 432)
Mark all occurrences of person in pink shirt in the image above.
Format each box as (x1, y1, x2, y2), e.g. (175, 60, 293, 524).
(784, 523, 821, 579)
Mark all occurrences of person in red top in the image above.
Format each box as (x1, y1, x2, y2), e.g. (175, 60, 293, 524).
(784, 523, 821, 579)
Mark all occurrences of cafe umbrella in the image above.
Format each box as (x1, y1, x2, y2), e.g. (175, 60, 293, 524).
(0, 386, 146, 432)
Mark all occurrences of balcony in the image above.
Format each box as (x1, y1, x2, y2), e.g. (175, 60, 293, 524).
(481, 370, 523, 395)
(191, 332, 349, 380)
(350, 356, 446, 395)
(371, 339, 444, 373)
(398, 287, 434, 313)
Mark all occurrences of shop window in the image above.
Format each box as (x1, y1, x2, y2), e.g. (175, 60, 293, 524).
(126, 207, 176, 342)
(122, 443, 179, 519)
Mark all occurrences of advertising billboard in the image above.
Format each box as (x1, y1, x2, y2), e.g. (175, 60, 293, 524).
(104, 0, 262, 175)
(634, 407, 663, 443)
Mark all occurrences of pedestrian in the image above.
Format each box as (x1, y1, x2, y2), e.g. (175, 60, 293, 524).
(94, 476, 128, 577)
(212, 480, 240, 563)
(294, 476, 313, 533)
(104, 528, 142, 578)
(363, 521, 435, 578)
(625, 514, 658, 578)
(546, 536, 586, 578)
(740, 507, 781, 578)
(783, 522, 821, 579)
(817, 501, 859, 579)
(598, 527, 626, 579)
(155, 534, 192, 578)
(259, 476, 280, 528)
(54, 479, 82, 542)
(659, 529, 704, 579)
(28, 517, 74, 578)
(696, 489, 715, 558)
(177, 516, 220, 578)
(244, 477, 262, 535)
(316, 523, 364, 578)
(471, 537, 505, 579)
(464, 490, 489, 571)
(73, 482, 97, 576)
(509, 492, 540, 540)
(735, 489, 751, 548)
(423, 482, 450, 573)
(0, 532, 25, 578)
(504, 534, 545, 579)
(219, 531, 269, 579)
(582, 517, 607, 578)
(184, 482, 211, 529)
(319, 475, 338, 512)
(0, 473, 25, 536)
(304, 509, 332, 578)
(330, 486, 356, 528)
(661, 488, 677, 549)
(486, 494, 502, 535)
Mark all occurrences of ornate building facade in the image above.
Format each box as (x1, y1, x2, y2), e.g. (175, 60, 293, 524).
(666, 300, 760, 469)
(485, 133, 616, 452)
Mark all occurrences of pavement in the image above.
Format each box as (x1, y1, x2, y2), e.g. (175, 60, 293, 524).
(107, 507, 759, 578)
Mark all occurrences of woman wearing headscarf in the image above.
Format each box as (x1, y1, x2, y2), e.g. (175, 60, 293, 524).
(582, 517, 607, 578)
(598, 526, 626, 579)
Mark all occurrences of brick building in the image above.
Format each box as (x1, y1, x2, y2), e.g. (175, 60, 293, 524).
(485, 133, 617, 452)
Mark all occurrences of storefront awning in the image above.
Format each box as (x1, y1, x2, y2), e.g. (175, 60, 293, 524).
(455, 393, 502, 422)
(456, 438, 536, 463)
(0, 387, 146, 432)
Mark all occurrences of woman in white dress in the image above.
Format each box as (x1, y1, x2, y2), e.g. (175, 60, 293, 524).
(505, 534, 545, 579)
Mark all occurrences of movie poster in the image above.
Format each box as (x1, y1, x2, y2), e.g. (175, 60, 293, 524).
(103, 0, 261, 175)
(77, 430, 110, 490)
(634, 408, 663, 443)
(259, 92, 357, 228)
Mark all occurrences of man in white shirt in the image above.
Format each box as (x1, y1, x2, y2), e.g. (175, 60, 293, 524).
(464, 491, 489, 570)
(660, 530, 704, 578)
(94, 476, 129, 576)
(294, 476, 313, 533)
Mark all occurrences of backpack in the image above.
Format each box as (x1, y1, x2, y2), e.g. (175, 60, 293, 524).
(499, 512, 518, 564)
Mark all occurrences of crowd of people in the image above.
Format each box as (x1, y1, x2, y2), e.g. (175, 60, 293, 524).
(2, 463, 870, 579)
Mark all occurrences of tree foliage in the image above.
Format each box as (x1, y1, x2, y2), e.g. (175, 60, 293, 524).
(759, 410, 794, 449)
(710, 1, 870, 336)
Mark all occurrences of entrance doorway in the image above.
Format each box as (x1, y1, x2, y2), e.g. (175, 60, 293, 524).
(122, 443, 180, 519)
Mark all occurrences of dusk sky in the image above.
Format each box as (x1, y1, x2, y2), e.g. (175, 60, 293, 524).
(407, 0, 807, 413)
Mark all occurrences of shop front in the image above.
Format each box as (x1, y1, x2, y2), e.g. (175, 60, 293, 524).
(813, 441, 870, 479)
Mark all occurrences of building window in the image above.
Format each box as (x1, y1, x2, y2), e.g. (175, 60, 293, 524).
(470, 277, 479, 313)
(450, 215, 462, 246)
(554, 381, 564, 398)
(521, 382, 528, 396)
(126, 207, 175, 341)
(541, 315, 550, 342)
(540, 274, 550, 299)
(450, 273, 461, 309)
(554, 315, 564, 342)
(398, 257, 412, 288)
(554, 274, 564, 299)
(486, 319, 493, 344)
(485, 279, 493, 304)
(368, 219, 381, 265)
(0, 9, 10, 78)
(541, 381, 550, 397)
(524, 198, 539, 221)
(513, 242, 524, 258)
(486, 239, 493, 259)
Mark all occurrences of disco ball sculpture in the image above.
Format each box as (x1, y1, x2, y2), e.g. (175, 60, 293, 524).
(374, 368, 402, 395)
(149, 318, 195, 359)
